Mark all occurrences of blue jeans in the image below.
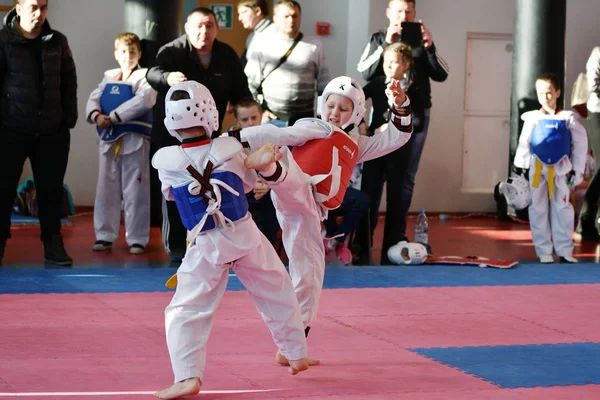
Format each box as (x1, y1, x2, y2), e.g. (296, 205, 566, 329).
(358, 109, 431, 264)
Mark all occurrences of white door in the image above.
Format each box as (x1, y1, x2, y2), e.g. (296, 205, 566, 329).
(462, 33, 513, 193)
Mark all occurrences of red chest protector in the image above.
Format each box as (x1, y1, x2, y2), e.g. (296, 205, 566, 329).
(292, 129, 359, 210)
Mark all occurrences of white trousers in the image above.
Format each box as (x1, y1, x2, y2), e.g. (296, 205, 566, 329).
(268, 148, 326, 324)
(165, 230, 307, 383)
(528, 170, 574, 257)
(93, 141, 150, 246)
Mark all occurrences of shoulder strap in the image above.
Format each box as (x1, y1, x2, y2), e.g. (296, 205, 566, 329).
(258, 32, 303, 91)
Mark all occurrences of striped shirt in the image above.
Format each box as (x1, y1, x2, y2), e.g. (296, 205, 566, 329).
(245, 32, 330, 121)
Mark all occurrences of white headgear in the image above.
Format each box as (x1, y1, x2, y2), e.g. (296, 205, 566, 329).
(499, 175, 531, 210)
(318, 76, 366, 130)
(164, 81, 219, 141)
(387, 241, 428, 265)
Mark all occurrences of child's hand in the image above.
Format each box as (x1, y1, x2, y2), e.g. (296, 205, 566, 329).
(568, 172, 584, 187)
(253, 180, 270, 200)
(95, 114, 112, 130)
(385, 79, 407, 108)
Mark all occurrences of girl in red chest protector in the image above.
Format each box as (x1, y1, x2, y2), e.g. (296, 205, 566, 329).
(237, 75, 413, 365)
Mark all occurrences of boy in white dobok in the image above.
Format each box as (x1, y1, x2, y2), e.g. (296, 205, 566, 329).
(86, 32, 156, 254)
(152, 81, 309, 400)
(514, 73, 588, 264)
(239, 75, 412, 364)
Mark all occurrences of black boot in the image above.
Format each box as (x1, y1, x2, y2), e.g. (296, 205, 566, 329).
(44, 234, 73, 266)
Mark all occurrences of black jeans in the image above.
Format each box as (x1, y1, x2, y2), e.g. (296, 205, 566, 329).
(355, 109, 430, 264)
(0, 129, 70, 242)
(577, 111, 600, 234)
(324, 186, 370, 243)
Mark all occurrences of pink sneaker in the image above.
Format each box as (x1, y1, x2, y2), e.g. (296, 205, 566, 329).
(323, 238, 334, 255)
(335, 242, 352, 265)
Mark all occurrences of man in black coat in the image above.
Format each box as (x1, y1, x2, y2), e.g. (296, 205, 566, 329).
(0, 0, 78, 266)
(147, 7, 251, 260)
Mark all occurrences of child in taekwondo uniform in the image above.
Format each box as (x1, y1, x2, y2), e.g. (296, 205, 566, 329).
(514, 72, 588, 264)
(238, 75, 412, 365)
(152, 81, 310, 400)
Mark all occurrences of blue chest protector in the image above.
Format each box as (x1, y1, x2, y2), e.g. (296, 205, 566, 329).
(97, 83, 153, 142)
(530, 118, 571, 165)
(171, 171, 249, 232)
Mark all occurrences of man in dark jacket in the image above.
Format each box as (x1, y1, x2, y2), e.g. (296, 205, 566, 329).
(354, 0, 448, 264)
(146, 7, 251, 260)
(0, 0, 78, 266)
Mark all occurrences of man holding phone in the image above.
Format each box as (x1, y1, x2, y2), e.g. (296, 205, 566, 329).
(354, 0, 448, 264)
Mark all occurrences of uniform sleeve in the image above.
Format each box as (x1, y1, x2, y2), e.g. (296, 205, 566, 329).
(356, 96, 412, 162)
(423, 43, 450, 82)
(568, 115, 588, 174)
(86, 75, 107, 124)
(356, 33, 385, 82)
(60, 34, 78, 129)
(109, 76, 157, 124)
(514, 119, 535, 169)
(146, 45, 177, 92)
(240, 119, 330, 149)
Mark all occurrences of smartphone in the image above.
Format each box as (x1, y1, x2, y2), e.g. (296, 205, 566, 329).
(400, 22, 422, 48)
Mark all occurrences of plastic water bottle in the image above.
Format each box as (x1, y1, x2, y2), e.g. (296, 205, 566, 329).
(414, 209, 429, 244)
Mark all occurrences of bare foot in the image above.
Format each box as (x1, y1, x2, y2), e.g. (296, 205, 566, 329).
(244, 143, 283, 172)
(154, 378, 201, 399)
(288, 358, 309, 375)
(276, 349, 320, 367)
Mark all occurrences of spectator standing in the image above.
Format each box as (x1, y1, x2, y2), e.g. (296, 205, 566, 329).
(576, 46, 600, 241)
(245, 0, 330, 125)
(354, 0, 448, 264)
(0, 0, 77, 266)
(237, 0, 275, 67)
(86, 32, 156, 255)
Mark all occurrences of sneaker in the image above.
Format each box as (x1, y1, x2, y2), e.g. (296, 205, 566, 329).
(335, 242, 352, 265)
(323, 238, 334, 255)
(0, 240, 5, 265)
(92, 240, 112, 251)
(573, 232, 600, 243)
(539, 255, 554, 264)
(559, 256, 579, 264)
(44, 234, 73, 266)
(129, 244, 145, 255)
(170, 248, 186, 262)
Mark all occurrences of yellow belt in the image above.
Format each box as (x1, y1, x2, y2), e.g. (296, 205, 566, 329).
(531, 158, 555, 199)
(113, 137, 122, 162)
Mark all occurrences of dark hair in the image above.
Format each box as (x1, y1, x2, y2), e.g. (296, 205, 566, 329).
(275, 0, 301, 13)
(169, 90, 191, 101)
(238, 0, 270, 18)
(233, 98, 262, 118)
(187, 7, 217, 23)
(537, 72, 561, 91)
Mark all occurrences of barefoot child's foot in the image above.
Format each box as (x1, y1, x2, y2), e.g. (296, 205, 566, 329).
(154, 377, 201, 399)
(276, 349, 320, 367)
(244, 143, 283, 172)
(288, 358, 309, 375)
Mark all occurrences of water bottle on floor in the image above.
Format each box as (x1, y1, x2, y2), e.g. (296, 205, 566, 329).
(414, 209, 429, 244)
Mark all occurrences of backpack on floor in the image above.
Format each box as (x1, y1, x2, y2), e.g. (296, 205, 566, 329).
(13, 178, 75, 218)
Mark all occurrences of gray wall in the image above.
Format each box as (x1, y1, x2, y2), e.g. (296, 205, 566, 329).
(15, 0, 600, 212)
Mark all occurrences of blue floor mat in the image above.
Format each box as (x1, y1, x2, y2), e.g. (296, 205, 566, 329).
(409, 343, 600, 388)
(1, 262, 600, 294)
(11, 212, 71, 225)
